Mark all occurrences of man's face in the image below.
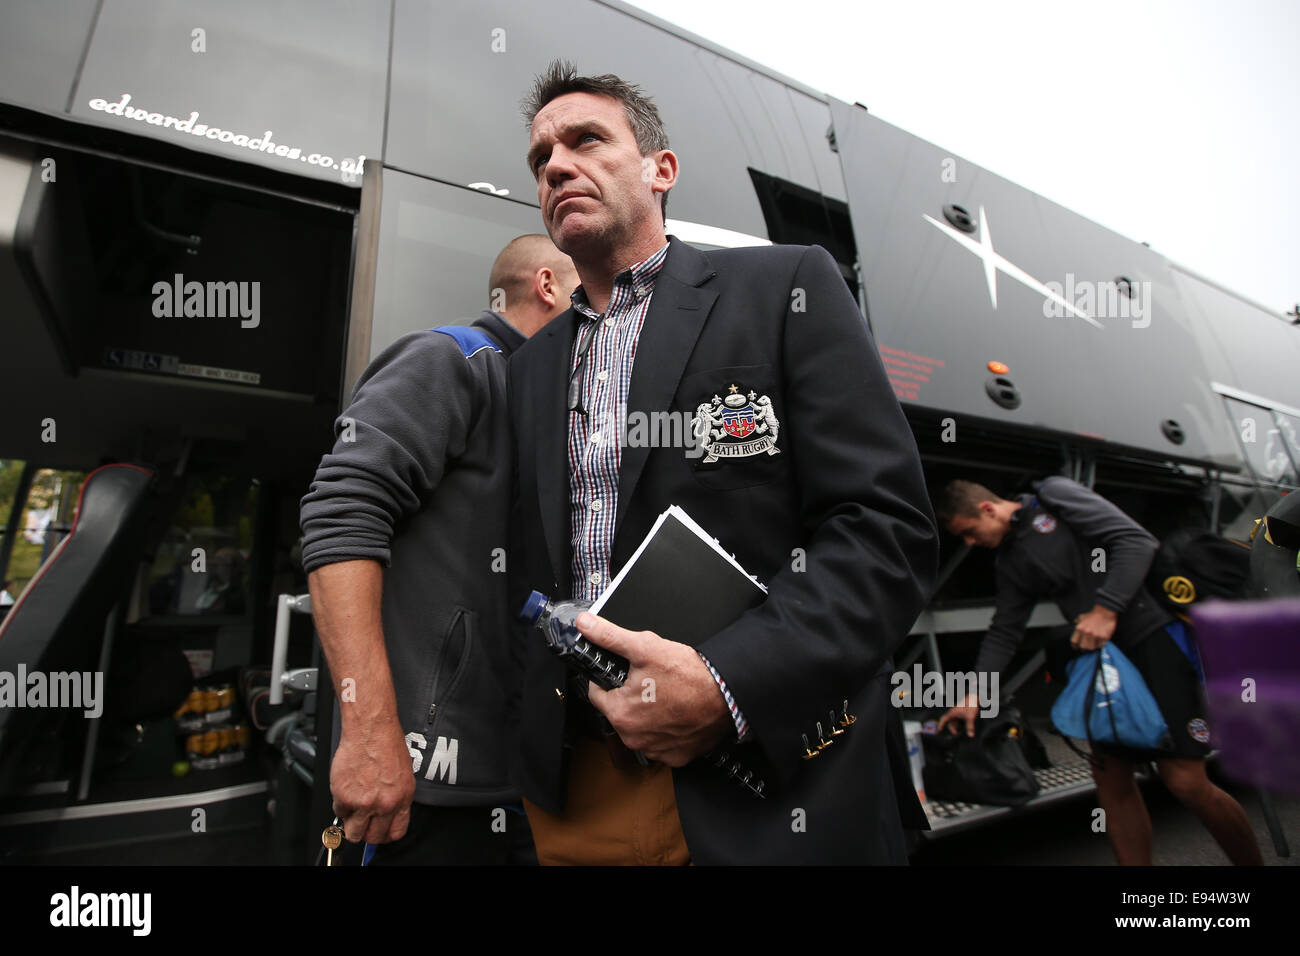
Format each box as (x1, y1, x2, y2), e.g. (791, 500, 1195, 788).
(947, 504, 1008, 549)
(527, 92, 663, 255)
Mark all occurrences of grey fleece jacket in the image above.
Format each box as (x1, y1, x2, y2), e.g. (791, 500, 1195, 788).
(976, 476, 1172, 675)
(299, 311, 524, 807)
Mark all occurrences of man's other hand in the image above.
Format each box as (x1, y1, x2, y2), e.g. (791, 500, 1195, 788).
(1071, 605, 1118, 650)
(578, 612, 733, 767)
(937, 692, 981, 737)
(330, 717, 416, 845)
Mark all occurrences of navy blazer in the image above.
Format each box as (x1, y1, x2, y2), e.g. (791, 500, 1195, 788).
(507, 236, 938, 864)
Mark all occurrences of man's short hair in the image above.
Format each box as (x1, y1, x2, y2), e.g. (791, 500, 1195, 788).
(521, 59, 671, 222)
(488, 234, 571, 313)
(935, 480, 1003, 526)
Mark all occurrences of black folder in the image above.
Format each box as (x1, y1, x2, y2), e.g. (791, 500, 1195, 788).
(590, 505, 767, 647)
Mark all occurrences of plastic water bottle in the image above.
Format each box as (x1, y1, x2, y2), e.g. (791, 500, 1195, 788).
(519, 591, 629, 689)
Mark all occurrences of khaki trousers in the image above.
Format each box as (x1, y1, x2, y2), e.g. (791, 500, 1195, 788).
(522, 736, 691, 865)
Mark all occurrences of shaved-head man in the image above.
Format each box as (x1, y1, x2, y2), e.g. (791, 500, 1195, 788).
(489, 234, 579, 338)
(300, 235, 577, 864)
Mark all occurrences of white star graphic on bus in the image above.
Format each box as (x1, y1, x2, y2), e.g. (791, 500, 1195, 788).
(923, 206, 1103, 329)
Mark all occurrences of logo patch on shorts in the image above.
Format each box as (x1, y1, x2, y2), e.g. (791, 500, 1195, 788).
(1163, 575, 1196, 604)
(1187, 718, 1211, 744)
(1032, 513, 1057, 534)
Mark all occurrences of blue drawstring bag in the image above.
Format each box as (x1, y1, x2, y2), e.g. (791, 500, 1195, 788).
(1051, 643, 1169, 751)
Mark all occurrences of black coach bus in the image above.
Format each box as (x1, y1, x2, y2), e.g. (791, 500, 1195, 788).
(0, 0, 1295, 862)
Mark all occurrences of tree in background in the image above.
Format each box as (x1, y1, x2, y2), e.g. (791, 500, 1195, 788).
(0, 462, 87, 598)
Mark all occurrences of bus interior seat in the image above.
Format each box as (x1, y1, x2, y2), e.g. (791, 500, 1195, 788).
(0, 462, 158, 793)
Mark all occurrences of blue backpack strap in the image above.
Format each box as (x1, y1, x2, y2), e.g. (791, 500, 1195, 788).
(431, 325, 500, 358)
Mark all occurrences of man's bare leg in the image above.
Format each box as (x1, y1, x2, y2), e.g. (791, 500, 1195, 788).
(1156, 758, 1263, 865)
(1092, 755, 1152, 865)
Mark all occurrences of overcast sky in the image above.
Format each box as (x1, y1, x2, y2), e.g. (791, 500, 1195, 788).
(627, 0, 1298, 317)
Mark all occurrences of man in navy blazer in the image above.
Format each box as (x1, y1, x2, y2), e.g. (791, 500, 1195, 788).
(507, 60, 938, 864)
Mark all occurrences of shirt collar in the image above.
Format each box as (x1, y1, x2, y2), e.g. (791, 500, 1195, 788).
(1004, 495, 1038, 543)
(1011, 494, 1036, 522)
(473, 310, 525, 355)
(570, 241, 671, 318)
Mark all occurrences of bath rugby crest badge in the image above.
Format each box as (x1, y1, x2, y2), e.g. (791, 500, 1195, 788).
(692, 383, 780, 464)
(1032, 513, 1057, 534)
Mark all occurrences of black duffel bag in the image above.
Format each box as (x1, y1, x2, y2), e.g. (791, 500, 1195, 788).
(922, 708, 1041, 807)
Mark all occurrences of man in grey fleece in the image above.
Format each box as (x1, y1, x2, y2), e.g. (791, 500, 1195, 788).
(299, 235, 578, 864)
(935, 476, 1260, 866)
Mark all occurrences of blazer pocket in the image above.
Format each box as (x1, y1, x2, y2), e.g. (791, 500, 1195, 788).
(676, 364, 789, 491)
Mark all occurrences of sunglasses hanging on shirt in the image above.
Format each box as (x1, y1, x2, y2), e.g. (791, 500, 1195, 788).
(568, 320, 601, 417)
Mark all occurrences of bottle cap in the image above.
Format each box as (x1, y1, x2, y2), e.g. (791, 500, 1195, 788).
(520, 590, 549, 624)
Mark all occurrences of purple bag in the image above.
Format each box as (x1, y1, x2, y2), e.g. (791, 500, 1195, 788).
(1190, 598, 1300, 796)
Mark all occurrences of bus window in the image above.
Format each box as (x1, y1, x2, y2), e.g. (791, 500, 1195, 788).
(1216, 481, 1283, 541)
(146, 473, 257, 622)
(1270, 411, 1300, 479)
(0, 464, 87, 604)
(1224, 397, 1298, 487)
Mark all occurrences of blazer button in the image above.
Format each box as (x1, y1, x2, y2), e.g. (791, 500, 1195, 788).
(801, 733, 819, 760)
(839, 698, 857, 728)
